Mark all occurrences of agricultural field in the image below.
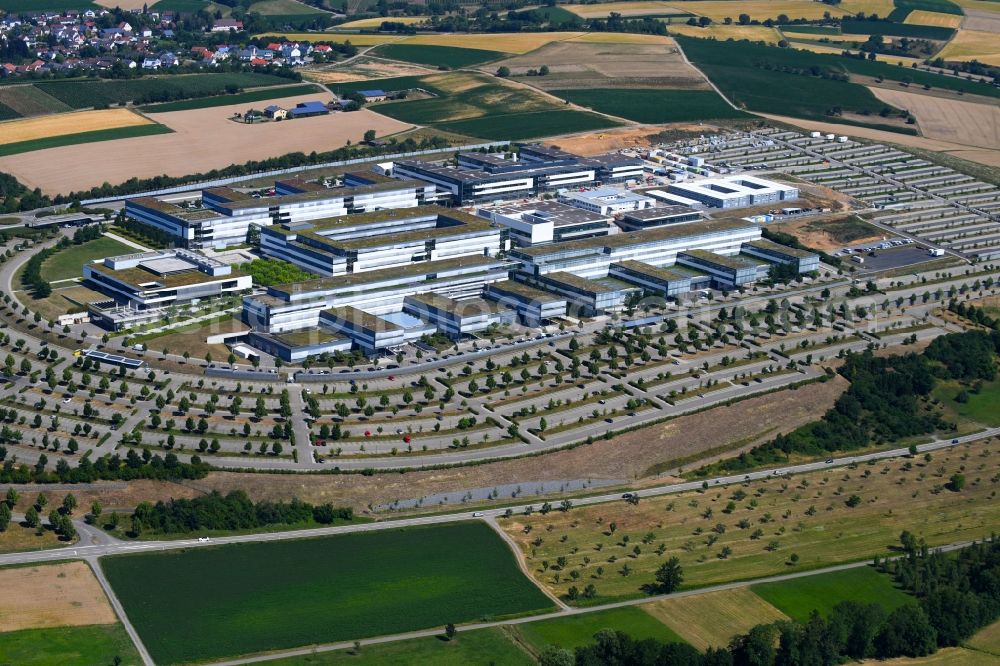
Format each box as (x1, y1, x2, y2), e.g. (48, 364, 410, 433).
(938, 29, 1000, 65)
(840, 18, 956, 39)
(484, 37, 707, 91)
(0, 109, 154, 148)
(267, 627, 536, 665)
(254, 32, 402, 45)
(668, 23, 783, 43)
(905, 9, 965, 26)
(372, 43, 507, 69)
(102, 522, 555, 664)
(248, 0, 328, 14)
(564, 1, 689, 18)
(968, 618, 1000, 657)
(869, 87, 1000, 150)
(39, 236, 134, 283)
(0, 562, 116, 632)
(303, 56, 434, 84)
(643, 587, 789, 649)
(140, 83, 322, 112)
(0, 93, 409, 195)
(502, 436, 1000, 603)
(863, 648, 1000, 664)
(336, 16, 427, 28)
(0, 0, 98, 9)
(515, 606, 685, 651)
(0, 85, 72, 118)
(34, 72, 292, 109)
(675, 0, 856, 20)
(400, 32, 584, 54)
(553, 89, 747, 123)
(751, 566, 914, 621)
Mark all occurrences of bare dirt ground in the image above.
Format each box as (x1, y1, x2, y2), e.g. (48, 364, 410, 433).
(45, 377, 846, 515)
(552, 125, 692, 155)
(770, 213, 886, 251)
(0, 94, 412, 195)
(0, 561, 117, 632)
(870, 87, 1000, 150)
(483, 39, 707, 91)
(303, 56, 436, 84)
(962, 8, 1000, 32)
(760, 113, 1000, 168)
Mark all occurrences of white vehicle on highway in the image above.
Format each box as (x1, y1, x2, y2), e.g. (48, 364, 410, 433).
(198, 537, 210, 542)
(472, 512, 485, 517)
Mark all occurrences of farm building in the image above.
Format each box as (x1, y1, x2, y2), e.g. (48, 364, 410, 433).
(289, 101, 330, 118)
(358, 89, 387, 102)
(263, 105, 287, 120)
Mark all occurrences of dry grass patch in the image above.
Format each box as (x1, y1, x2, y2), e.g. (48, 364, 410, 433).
(566, 2, 685, 18)
(939, 29, 1000, 65)
(669, 24, 783, 43)
(303, 58, 434, 84)
(869, 87, 1000, 150)
(401, 32, 583, 53)
(644, 588, 789, 649)
(0, 109, 152, 146)
(905, 10, 964, 27)
(336, 16, 426, 28)
(968, 618, 1000, 657)
(838, 0, 897, 13)
(0, 562, 116, 633)
(680, 0, 850, 20)
(861, 647, 1000, 665)
(568, 32, 676, 44)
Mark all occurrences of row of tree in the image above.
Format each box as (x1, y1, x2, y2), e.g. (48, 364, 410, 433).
(0, 448, 210, 484)
(127, 489, 353, 535)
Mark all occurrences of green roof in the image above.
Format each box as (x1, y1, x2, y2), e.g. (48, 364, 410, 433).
(746, 238, 816, 259)
(614, 260, 691, 283)
(322, 306, 402, 332)
(680, 249, 758, 270)
(541, 271, 620, 294)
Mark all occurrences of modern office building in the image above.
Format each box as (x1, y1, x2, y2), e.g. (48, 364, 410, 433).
(389, 145, 644, 204)
(259, 206, 506, 276)
(485, 281, 568, 326)
(530, 271, 636, 315)
(403, 292, 514, 338)
(124, 177, 439, 249)
(676, 249, 766, 287)
(667, 175, 799, 209)
(84, 249, 252, 330)
(741, 238, 821, 272)
(558, 188, 655, 215)
(609, 261, 701, 298)
(477, 200, 614, 246)
(617, 206, 704, 231)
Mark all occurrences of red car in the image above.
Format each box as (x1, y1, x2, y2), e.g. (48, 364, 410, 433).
(403, 434, 411, 444)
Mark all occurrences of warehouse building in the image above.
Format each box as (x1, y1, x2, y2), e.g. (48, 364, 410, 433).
(124, 177, 439, 249)
(477, 200, 614, 246)
(668, 175, 799, 209)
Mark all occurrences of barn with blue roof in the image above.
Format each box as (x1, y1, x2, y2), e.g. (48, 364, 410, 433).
(289, 101, 330, 118)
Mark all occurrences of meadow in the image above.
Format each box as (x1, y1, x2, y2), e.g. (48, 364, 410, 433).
(40, 236, 133, 282)
(644, 587, 790, 649)
(371, 43, 507, 69)
(0, 84, 72, 118)
(140, 83, 321, 113)
(102, 522, 555, 664)
(515, 606, 685, 651)
(0, 625, 141, 666)
(34, 72, 290, 109)
(840, 19, 955, 39)
(751, 566, 914, 620)
(552, 89, 747, 123)
(436, 109, 619, 141)
(502, 437, 1000, 603)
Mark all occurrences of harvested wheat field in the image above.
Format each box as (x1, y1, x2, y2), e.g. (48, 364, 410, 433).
(838, 0, 896, 13)
(905, 9, 964, 27)
(568, 32, 678, 44)
(304, 57, 435, 84)
(861, 648, 1000, 665)
(680, 0, 850, 20)
(0, 94, 411, 195)
(962, 8, 1000, 32)
(336, 16, 427, 28)
(939, 29, 1000, 65)
(645, 588, 789, 649)
(0, 108, 152, 146)
(670, 24, 783, 43)
(0, 561, 117, 632)
(870, 87, 1000, 150)
(486, 37, 707, 90)
(401, 32, 584, 53)
(565, 1, 685, 18)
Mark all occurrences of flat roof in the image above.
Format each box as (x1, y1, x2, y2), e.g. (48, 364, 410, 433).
(542, 271, 618, 294)
(89, 263, 245, 290)
(488, 280, 565, 302)
(680, 249, 758, 270)
(621, 205, 701, 222)
(332, 218, 495, 251)
(269, 254, 508, 296)
(322, 306, 402, 332)
(745, 238, 816, 259)
(560, 188, 653, 204)
(408, 292, 506, 314)
(287, 204, 481, 234)
(271, 329, 348, 347)
(485, 200, 611, 227)
(613, 260, 691, 283)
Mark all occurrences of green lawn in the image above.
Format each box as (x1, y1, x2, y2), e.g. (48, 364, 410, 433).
(751, 567, 914, 621)
(373, 44, 508, 69)
(141, 83, 321, 113)
(0, 624, 141, 666)
(552, 89, 748, 124)
(516, 606, 686, 652)
(102, 522, 555, 665)
(266, 627, 534, 665)
(934, 377, 1000, 428)
(0, 124, 172, 158)
(43, 236, 134, 282)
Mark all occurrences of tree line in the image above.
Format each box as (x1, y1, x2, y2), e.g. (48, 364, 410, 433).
(544, 535, 1000, 666)
(707, 330, 1000, 473)
(126, 489, 354, 536)
(0, 447, 210, 484)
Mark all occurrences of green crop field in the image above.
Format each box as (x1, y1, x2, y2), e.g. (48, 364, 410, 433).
(325, 75, 446, 97)
(141, 83, 322, 112)
(841, 19, 955, 40)
(42, 236, 134, 282)
(373, 44, 508, 68)
(0, 124, 172, 158)
(436, 109, 619, 140)
(266, 627, 534, 666)
(778, 24, 842, 35)
(0, 102, 20, 121)
(0, 0, 98, 9)
(752, 567, 915, 621)
(889, 0, 963, 21)
(677, 36, 1000, 101)
(516, 606, 685, 652)
(552, 89, 748, 123)
(34, 73, 291, 109)
(0, 624, 141, 666)
(102, 522, 555, 665)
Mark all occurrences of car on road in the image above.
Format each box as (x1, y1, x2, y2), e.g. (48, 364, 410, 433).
(62, 397, 71, 403)
(826, 458, 834, 464)
(472, 512, 484, 517)
(198, 537, 210, 542)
